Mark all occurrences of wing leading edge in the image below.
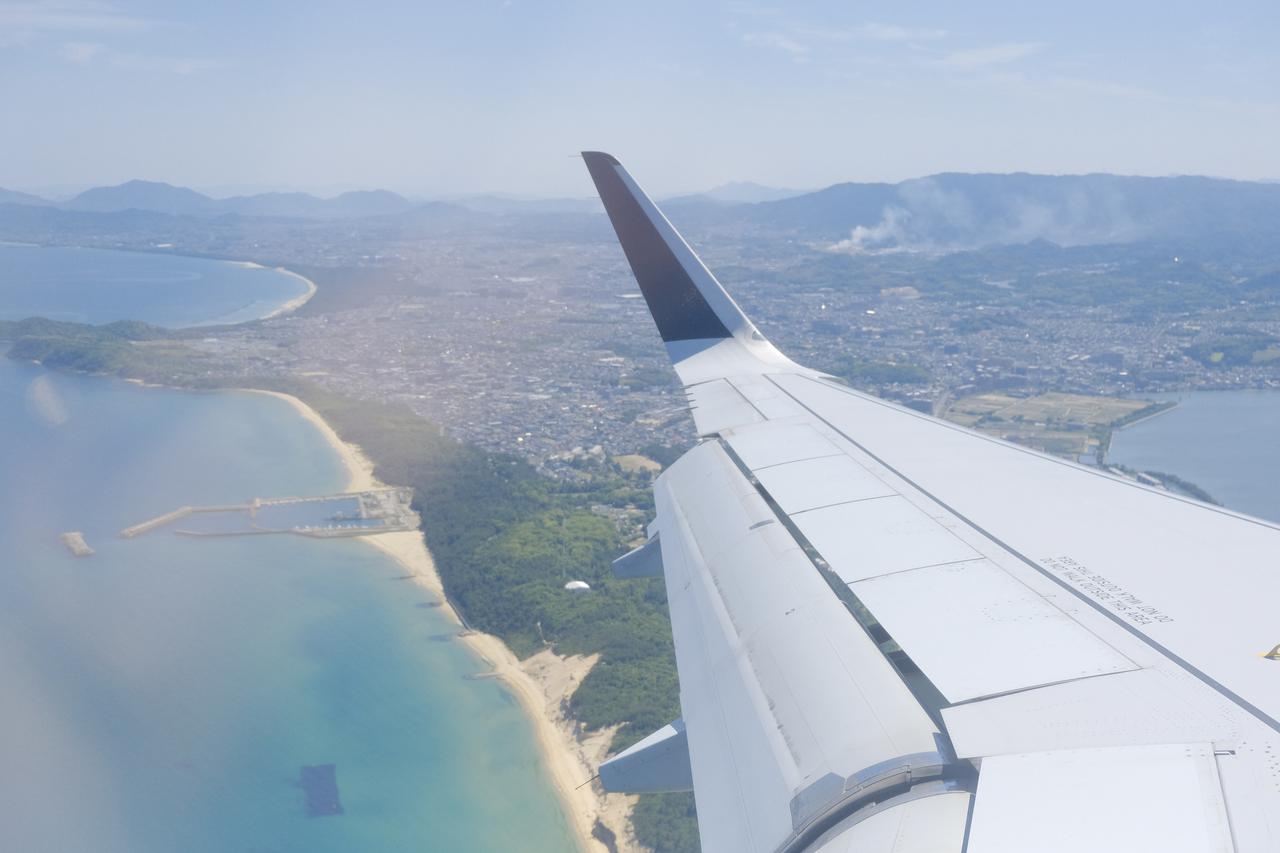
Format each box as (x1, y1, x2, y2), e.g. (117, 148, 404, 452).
(583, 152, 1280, 853)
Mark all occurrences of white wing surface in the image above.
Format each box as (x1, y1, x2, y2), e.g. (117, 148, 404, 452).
(582, 152, 1280, 853)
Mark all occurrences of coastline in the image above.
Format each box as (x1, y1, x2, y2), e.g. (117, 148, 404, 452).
(1101, 399, 1180, 459)
(246, 388, 636, 853)
(1113, 398, 1180, 431)
(258, 267, 318, 320)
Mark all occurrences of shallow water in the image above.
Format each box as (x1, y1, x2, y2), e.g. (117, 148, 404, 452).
(0, 360, 576, 850)
(1108, 389, 1280, 522)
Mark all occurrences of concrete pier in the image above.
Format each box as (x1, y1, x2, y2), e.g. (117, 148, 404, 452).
(120, 507, 193, 538)
(117, 488, 418, 540)
(119, 504, 252, 538)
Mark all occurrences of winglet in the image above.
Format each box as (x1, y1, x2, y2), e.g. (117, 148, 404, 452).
(582, 151, 754, 345)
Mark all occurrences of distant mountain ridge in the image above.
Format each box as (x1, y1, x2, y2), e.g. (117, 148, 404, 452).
(449, 194, 602, 215)
(219, 188, 414, 218)
(5, 179, 416, 219)
(68, 180, 222, 215)
(4, 173, 1280, 251)
(671, 172, 1280, 252)
(0, 187, 55, 207)
(701, 180, 807, 203)
(448, 182, 804, 215)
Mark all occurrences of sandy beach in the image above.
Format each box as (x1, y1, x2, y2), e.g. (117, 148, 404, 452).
(258, 267, 318, 320)
(251, 388, 638, 853)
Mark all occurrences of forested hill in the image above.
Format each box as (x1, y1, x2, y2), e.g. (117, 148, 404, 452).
(673, 173, 1280, 251)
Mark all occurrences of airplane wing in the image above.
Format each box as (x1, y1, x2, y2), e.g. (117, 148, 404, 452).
(582, 152, 1280, 853)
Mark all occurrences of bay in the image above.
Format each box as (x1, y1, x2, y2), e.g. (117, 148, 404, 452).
(0, 244, 578, 850)
(1108, 390, 1280, 522)
(0, 244, 311, 327)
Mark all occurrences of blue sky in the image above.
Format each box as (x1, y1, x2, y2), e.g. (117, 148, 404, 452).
(2, 1, 1277, 197)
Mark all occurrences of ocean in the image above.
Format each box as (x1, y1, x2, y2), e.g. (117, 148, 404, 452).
(1107, 390, 1280, 523)
(0, 252, 577, 851)
(0, 244, 311, 326)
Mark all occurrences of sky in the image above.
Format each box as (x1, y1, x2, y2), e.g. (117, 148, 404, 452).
(1, 0, 1278, 198)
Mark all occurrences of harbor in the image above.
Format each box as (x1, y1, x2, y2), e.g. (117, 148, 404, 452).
(119, 487, 420, 540)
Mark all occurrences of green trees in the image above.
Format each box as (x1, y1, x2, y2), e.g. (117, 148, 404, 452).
(285, 386, 695, 851)
(631, 793, 700, 853)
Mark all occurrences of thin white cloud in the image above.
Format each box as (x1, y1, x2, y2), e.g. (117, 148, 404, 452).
(53, 38, 221, 75)
(799, 22, 949, 42)
(940, 42, 1043, 69)
(967, 69, 1172, 104)
(1048, 75, 1166, 102)
(0, 1, 155, 33)
(17, 5, 216, 75)
(859, 23, 948, 41)
(57, 39, 100, 63)
(109, 51, 220, 75)
(725, 2, 781, 20)
(742, 31, 809, 59)
(743, 20, 948, 64)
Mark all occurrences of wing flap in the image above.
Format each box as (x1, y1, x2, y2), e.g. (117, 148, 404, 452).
(967, 745, 1235, 853)
(767, 371, 1280, 731)
(941, 668, 1237, 758)
(810, 789, 971, 853)
(852, 559, 1138, 703)
(755, 455, 897, 514)
(656, 441, 950, 852)
(723, 420, 843, 470)
(795, 496, 980, 583)
(685, 378, 764, 436)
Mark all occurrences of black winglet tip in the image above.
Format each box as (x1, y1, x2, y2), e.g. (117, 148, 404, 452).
(581, 151, 621, 167)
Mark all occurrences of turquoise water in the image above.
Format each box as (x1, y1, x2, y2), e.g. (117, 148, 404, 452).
(1108, 390, 1280, 523)
(0, 244, 311, 326)
(0, 359, 578, 851)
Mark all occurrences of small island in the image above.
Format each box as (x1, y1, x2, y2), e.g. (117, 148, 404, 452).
(59, 531, 94, 557)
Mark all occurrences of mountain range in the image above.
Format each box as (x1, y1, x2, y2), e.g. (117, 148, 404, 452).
(1, 180, 418, 219)
(666, 172, 1280, 253)
(4, 173, 1280, 252)
(0, 188, 55, 207)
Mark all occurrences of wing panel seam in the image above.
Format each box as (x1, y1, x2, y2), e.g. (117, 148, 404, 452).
(767, 373, 1280, 737)
(797, 375, 1280, 532)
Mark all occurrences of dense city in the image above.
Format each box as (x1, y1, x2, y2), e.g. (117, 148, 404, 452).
(107, 207, 1279, 477)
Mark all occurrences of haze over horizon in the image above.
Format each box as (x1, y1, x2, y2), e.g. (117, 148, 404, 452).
(2, 1, 1278, 197)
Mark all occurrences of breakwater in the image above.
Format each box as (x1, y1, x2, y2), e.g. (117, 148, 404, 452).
(119, 504, 253, 538)
(118, 488, 419, 539)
